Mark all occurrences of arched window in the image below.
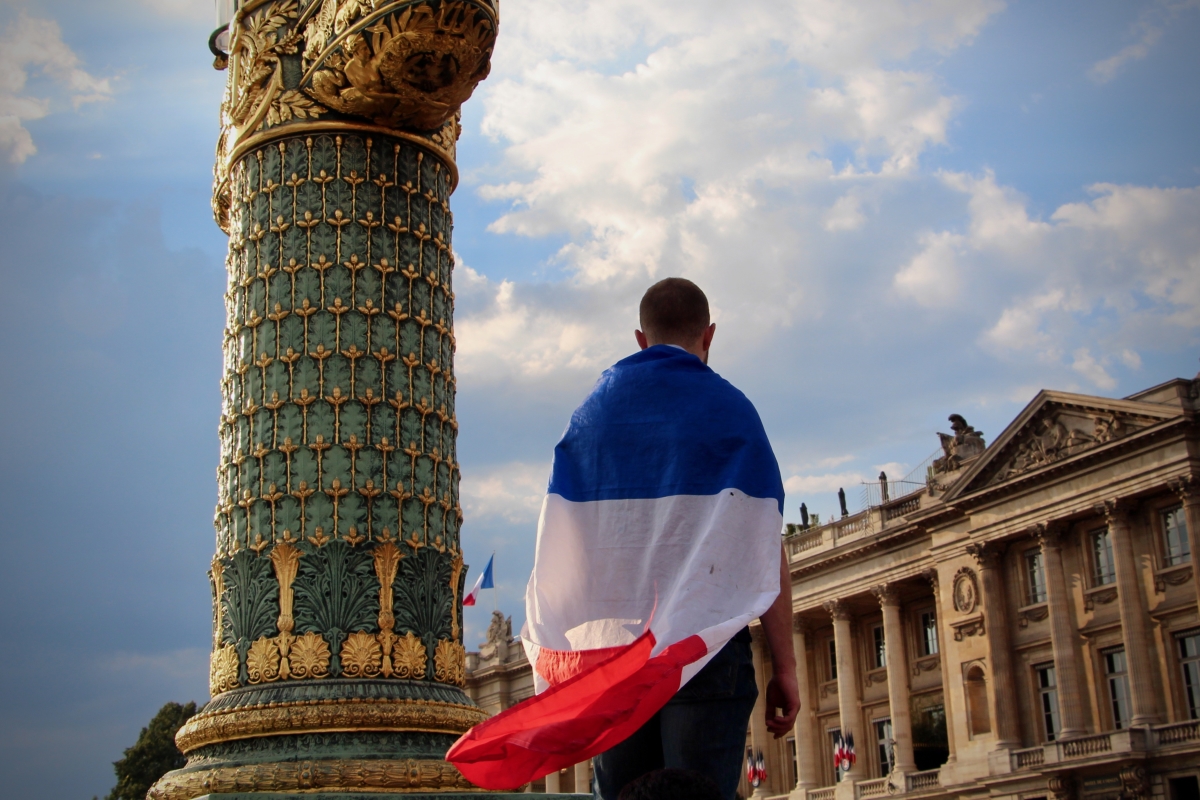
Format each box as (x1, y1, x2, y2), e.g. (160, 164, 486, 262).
(965, 664, 991, 736)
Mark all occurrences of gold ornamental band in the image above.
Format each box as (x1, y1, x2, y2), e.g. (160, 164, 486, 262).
(176, 697, 488, 753)
(147, 757, 482, 800)
(224, 122, 460, 191)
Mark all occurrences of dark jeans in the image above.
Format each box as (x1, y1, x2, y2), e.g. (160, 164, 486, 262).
(593, 630, 758, 800)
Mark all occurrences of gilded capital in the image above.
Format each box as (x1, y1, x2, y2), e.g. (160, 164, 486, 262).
(213, 0, 499, 230)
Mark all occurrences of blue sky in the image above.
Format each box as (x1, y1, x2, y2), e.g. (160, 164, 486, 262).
(0, 1, 1197, 797)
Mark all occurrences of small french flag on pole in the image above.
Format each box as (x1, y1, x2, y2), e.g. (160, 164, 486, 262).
(463, 554, 494, 607)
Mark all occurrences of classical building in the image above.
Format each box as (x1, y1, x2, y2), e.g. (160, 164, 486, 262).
(745, 373, 1200, 800)
(466, 372, 1200, 800)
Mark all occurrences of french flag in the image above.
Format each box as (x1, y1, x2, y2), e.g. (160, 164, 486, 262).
(448, 346, 784, 789)
(463, 554, 494, 607)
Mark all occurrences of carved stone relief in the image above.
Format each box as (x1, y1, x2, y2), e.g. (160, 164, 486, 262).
(952, 567, 979, 614)
(987, 407, 1152, 486)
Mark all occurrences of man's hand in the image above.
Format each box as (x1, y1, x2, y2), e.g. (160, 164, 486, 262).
(765, 669, 800, 737)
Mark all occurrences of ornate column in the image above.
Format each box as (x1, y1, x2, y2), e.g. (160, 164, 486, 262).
(1035, 523, 1089, 739)
(966, 543, 1021, 747)
(922, 569, 956, 765)
(872, 585, 916, 774)
(824, 599, 864, 780)
(790, 619, 819, 794)
(1098, 500, 1161, 726)
(750, 627, 772, 798)
(150, 3, 502, 799)
(1169, 476, 1200, 613)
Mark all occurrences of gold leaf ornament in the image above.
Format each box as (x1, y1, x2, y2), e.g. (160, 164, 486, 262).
(289, 631, 331, 678)
(392, 632, 427, 679)
(210, 644, 240, 694)
(247, 636, 283, 683)
(340, 631, 383, 677)
(433, 639, 465, 686)
(306, 1, 496, 131)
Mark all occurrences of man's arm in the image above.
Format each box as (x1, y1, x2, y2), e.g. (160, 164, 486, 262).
(760, 544, 801, 737)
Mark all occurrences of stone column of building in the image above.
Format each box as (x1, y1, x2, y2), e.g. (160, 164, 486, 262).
(574, 761, 591, 794)
(966, 543, 1021, 747)
(872, 584, 916, 775)
(1170, 476, 1200, 613)
(922, 570, 956, 766)
(1099, 500, 1161, 726)
(148, 4, 509, 799)
(790, 619, 820, 795)
(824, 599, 864, 780)
(1036, 523, 1089, 739)
(750, 626, 773, 798)
(544, 770, 561, 793)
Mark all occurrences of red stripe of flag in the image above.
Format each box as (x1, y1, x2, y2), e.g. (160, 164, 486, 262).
(447, 631, 708, 790)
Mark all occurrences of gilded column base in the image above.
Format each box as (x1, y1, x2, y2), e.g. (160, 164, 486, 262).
(191, 795, 581, 799)
(153, 681, 496, 800)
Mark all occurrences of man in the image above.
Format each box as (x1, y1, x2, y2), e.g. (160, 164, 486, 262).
(590, 278, 800, 799)
(448, 279, 799, 799)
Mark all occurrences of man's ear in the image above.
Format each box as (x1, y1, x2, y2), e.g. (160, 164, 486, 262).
(701, 323, 716, 352)
(635, 329, 650, 350)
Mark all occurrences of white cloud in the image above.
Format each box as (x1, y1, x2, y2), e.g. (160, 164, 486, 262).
(1089, 1, 1198, 84)
(1071, 348, 1117, 391)
(459, 461, 550, 524)
(823, 193, 866, 232)
(893, 230, 964, 307)
(0, 12, 112, 163)
(460, 1, 1006, 382)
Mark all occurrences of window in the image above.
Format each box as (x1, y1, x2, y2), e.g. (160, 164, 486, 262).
(1091, 527, 1116, 586)
(828, 639, 838, 681)
(872, 625, 887, 669)
(1180, 632, 1200, 719)
(1104, 648, 1131, 729)
(920, 611, 939, 656)
(1035, 663, 1061, 741)
(1163, 506, 1191, 567)
(875, 718, 894, 776)
(1025, 549, 1048, 604)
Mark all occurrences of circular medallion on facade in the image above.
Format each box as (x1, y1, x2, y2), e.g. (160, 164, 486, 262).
(952, 567, 979, 614)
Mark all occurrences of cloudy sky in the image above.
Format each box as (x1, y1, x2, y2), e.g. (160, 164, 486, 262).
(0, 0, 1197, 796)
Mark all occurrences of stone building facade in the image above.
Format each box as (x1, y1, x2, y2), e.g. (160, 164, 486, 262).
(465, 373, 1200, 800)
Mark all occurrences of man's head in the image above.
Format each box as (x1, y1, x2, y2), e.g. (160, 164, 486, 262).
(635, 277, 716, 363)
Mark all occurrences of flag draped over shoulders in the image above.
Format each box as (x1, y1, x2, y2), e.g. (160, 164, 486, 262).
(448, 346, 785, 790)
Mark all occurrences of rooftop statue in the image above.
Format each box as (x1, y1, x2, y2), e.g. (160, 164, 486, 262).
(933, 414, 986, 474)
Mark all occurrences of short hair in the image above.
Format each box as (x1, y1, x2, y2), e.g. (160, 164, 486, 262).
(617, 768, 723, 800)
(639, 278, 710, 343)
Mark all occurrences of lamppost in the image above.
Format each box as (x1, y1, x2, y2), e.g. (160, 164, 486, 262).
(149, 2, 507, 797)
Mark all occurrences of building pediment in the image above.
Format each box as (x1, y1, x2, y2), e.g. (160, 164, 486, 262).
(944, 391, 1183, 499)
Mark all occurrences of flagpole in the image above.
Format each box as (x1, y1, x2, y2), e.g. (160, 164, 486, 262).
(491, 551, 497, 613)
